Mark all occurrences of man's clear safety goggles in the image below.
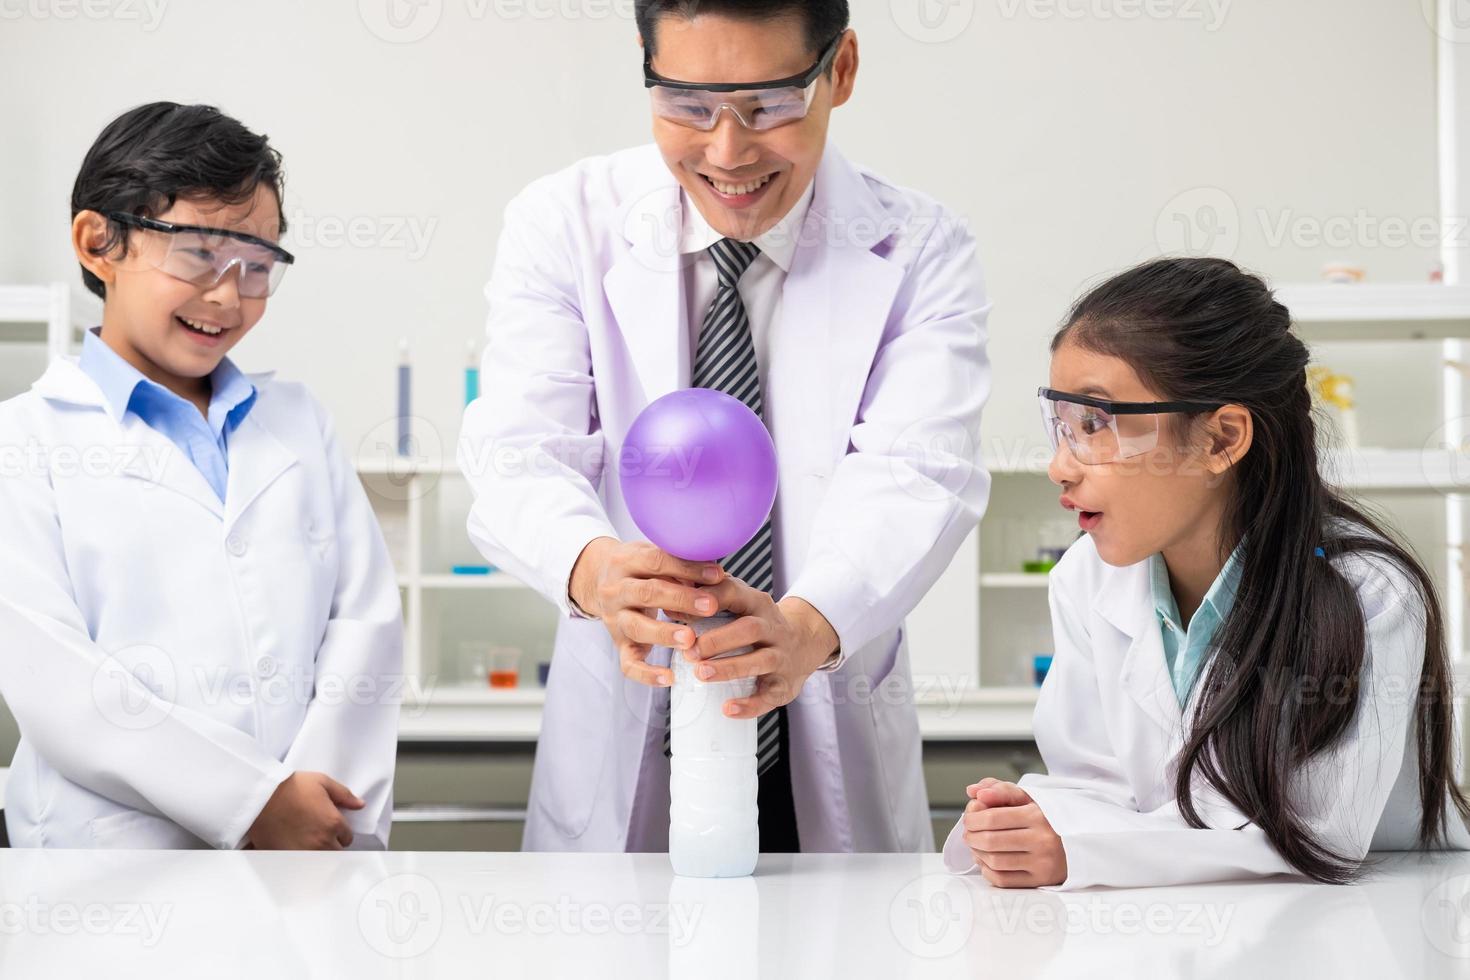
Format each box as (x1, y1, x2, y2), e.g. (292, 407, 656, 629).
(1038, 387, 1225, 464)
(104, 210, 295, 299)
(644, 32, 842, 132)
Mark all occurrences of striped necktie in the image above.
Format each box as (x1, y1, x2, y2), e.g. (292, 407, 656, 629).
(664, 237, 782, 778)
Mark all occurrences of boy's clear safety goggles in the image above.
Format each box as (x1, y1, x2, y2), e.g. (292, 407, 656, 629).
(104, 211, 295, 299)
(1038, 387, 1225, 464)
(644, 33, 842, 132)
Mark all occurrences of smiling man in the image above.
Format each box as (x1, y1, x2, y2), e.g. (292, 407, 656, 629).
(459, 0, 992, 856)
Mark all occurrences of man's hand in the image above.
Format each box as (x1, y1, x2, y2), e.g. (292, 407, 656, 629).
(247, 772, 364, 850)
(569, 537, 726, 687)
(677, 577, 839, 719)
(961, 778, 1067, 887)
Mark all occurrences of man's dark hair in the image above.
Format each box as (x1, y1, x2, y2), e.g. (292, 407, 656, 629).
(70, 102, 287, 300)
(635, 0, 849, 58)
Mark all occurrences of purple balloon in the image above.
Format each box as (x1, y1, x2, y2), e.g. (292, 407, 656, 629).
(619, 389, 778, 562)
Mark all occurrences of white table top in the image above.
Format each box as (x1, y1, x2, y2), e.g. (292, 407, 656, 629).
(2, 848, 1467, 977)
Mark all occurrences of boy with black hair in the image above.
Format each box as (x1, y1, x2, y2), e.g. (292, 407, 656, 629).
(0, 102, 402, 850)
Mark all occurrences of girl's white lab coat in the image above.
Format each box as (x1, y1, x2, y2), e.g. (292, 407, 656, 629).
(944, 532, 1470, 888)
(458, 142, 991, 853)
(0, 358, 403, 849)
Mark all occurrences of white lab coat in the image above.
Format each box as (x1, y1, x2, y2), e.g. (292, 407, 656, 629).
(459, 142, 991, 852)
(943, 532, 1470, 888)
(0, 358, 402, 849)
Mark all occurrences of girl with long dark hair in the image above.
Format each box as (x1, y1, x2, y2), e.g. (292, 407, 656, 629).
(944, 256, 1470, 888)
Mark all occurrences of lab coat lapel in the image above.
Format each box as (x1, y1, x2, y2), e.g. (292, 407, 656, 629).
(1091, 559, 1186, 743)
(123, 421, 225, 518)
(780, 146, 905, 461)
(767, 147, 902, 849)
(604, 175, 689, 404)
(223, 408, 298, 534)
(31, 359, 225, 519)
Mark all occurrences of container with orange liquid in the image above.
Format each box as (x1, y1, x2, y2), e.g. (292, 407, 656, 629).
(488, 647, 521, 690)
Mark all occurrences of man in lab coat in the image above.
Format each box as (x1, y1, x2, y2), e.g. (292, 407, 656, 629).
(458, 0, 991, 854)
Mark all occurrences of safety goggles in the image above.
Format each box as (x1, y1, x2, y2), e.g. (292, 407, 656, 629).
(104, 211, 294, 299)
(644, 33, 843, 131)
(1038, 387, 1225, 464)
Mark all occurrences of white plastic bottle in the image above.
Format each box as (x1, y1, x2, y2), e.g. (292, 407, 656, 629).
(668, 613, 759, 878)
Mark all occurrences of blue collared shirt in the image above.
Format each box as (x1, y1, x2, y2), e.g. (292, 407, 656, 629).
(1148, 547, 1244, 706)
(79, 327, 257, 502)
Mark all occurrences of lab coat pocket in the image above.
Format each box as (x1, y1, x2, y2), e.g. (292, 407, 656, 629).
(863, 626, 928, 849)
(303, 518, 338, 564)
(301, 517, 340, 602)
(841, 626, 906, 749)
(88, 807, 203, 850)
(857, 624, 903, 689)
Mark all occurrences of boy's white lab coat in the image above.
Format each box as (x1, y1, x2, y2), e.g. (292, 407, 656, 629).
(0, 358, 402, 849)
(944, 532, 1470, 888)
(459, 142, 991, 853)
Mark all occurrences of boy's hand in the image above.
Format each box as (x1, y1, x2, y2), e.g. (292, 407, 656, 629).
(246, 772, 364, 850)
(961, 778, 1067, 888)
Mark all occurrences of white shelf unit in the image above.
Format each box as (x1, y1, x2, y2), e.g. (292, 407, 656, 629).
(1283, 283, 1470, 685)
(356, 457, 560, 725)
(358, 455, 1032, 741)
(978, 573, 1050, 589)
(395, 685, 1040, 743)
(975, 448, 1069, 698)
(0, 283, 96, 400)
(0, 283, 70, 360)
(1274, 284, 1470, 340)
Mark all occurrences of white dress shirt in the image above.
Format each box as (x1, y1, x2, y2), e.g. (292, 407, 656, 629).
(679, 178, 817, 395)
(674, 178, 841, 665)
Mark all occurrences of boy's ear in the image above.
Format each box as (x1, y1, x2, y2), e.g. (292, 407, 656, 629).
(1204, 404, 1253, 474)
(72, 210, 118, 291)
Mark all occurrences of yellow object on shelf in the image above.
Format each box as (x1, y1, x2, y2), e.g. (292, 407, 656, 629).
(1308, 365, 1359, 449)
(1308, 366, 1354, 411)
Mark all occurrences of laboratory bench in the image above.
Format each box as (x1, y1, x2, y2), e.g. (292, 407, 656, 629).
(0, 846, 1462, 977)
